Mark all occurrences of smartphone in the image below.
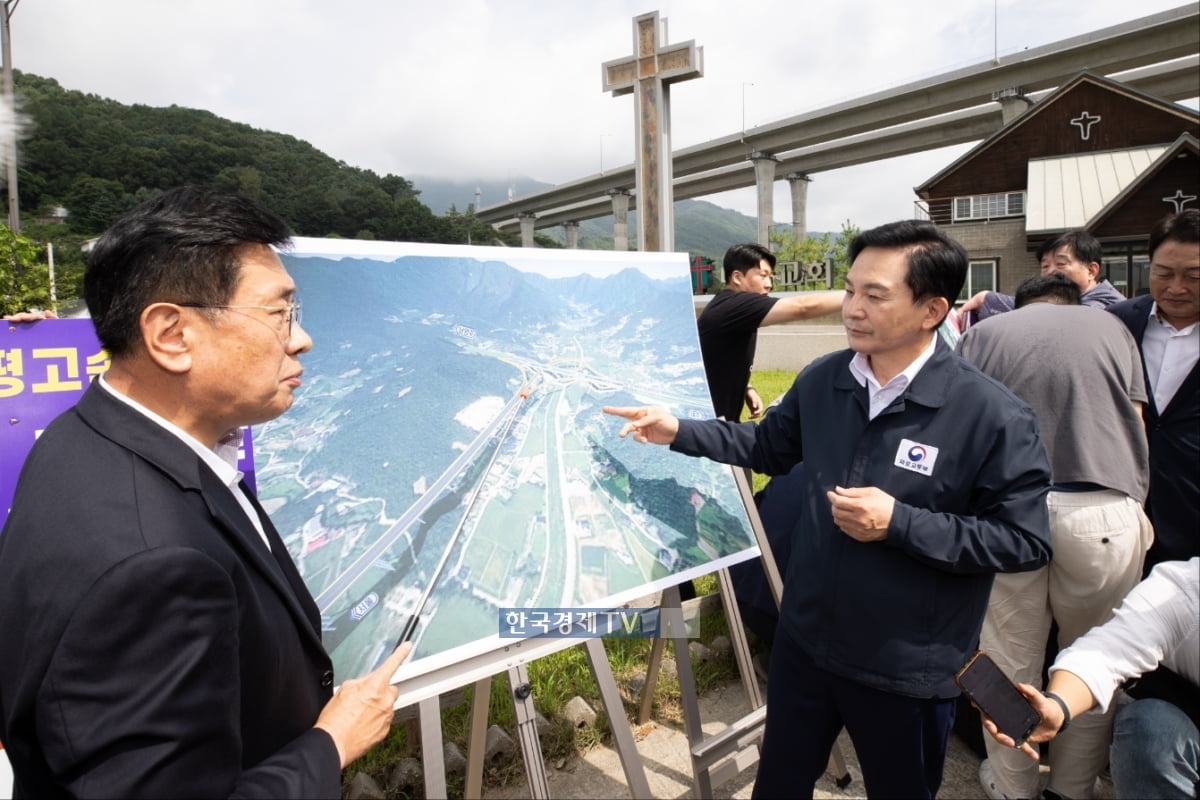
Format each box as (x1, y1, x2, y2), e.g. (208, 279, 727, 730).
(955, 650, 1041, 744)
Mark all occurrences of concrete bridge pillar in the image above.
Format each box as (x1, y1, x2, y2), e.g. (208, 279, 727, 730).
(992, 87, 1033, 125)
(608, 189, 631, 251)
(518, 212, 537, 248)
(785, 172, 812, 242)
(751, 151, 779, 246)
(563, 221, 580, 249)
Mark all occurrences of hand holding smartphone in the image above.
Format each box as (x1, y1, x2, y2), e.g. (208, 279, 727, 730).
(955, 650, 1041, 745)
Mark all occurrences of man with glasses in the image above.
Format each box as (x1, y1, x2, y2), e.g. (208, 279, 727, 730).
(0, 186, 409, 798)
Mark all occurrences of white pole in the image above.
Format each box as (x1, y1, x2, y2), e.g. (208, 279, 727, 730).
(742, 83, 754, 141)
(47, 240, 56, 312)
(1, 0, 18, 232)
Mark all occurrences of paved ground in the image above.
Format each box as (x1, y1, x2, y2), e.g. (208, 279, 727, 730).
(483, 671, 1120, 800)
(484, 677, 994, 800)
(753, 324, 847, 372)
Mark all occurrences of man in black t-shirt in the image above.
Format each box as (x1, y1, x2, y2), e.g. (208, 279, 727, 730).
(698, 243, 842, 420)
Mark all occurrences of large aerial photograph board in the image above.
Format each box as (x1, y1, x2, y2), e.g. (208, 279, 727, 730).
(258, 239, 759, 686)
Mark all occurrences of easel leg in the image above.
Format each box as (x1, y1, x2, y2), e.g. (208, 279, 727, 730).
(637, 634, 665, 725)
(661, 583, 709, 798)
(583, 637, 653, 798)
(508, 663, 551, 798)
(464, 676, 491, 800)
(418, 696, 448, 799)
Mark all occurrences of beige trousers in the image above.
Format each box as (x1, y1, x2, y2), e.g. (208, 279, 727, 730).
(979, 489, 1153, 800)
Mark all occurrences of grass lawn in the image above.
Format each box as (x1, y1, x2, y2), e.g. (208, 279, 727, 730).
(741, 369, 797, 494)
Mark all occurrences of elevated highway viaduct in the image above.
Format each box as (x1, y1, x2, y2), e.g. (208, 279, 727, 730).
(476, 5, 1199, 240)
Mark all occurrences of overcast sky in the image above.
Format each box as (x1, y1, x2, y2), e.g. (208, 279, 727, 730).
(12, 0, 1198, 233)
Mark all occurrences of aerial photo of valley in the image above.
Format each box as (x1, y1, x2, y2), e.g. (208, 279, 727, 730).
(254, 239, 758, 684)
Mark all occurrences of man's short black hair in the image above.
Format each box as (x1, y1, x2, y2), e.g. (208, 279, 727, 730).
(1035, 230, 1103, 266)
(85, 186, 292, 358)
(1148, 209, 1200, 261)
(1014, 273, 1082, 308)
(723, 243, 776, 283)
(847, 220, 967, 324)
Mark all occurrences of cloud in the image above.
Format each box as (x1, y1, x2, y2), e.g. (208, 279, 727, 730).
(12, 0, 1196, 233)
(0, 94, 15, 172)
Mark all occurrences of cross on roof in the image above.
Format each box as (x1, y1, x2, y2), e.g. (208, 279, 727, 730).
(1069, 111, 1102, 141)
(602, 11, 703, 251)
(1162, 189, 1198, 213)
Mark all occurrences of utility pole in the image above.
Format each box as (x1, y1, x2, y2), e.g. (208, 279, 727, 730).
(47, 240, 56, 313)
(742, 82, 754, 142)
(1, 0, 20, 233)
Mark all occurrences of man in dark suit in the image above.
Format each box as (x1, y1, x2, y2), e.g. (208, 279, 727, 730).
(1108, 209, 1200, 570)
(0, 187, 409, 798)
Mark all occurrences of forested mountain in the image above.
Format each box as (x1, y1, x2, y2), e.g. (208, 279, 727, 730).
(412, 176, 760, 261)
(11, 71, 508, 246)
(13, 70, 763, 259)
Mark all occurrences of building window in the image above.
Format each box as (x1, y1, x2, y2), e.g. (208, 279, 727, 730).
(958, 259, 998, 302)
(952, 192, 1026, 221)
(1102, 245, 1150, 299)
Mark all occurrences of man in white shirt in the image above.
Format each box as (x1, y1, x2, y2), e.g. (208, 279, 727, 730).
(983, 557, 1199, 800)
(1108, 209, 1200, 570)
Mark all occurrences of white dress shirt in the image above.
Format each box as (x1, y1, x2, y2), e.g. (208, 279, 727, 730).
(1142, 302, 1199, 411)
(97, 375, 269, 550)
(848, 333, 939, 420)
(1051, 558, 1199, 713)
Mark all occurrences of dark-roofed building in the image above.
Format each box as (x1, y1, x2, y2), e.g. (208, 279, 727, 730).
(915, 71, 1199, 300)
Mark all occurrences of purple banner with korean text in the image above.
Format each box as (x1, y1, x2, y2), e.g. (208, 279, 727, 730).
(1, 318, 255, 520)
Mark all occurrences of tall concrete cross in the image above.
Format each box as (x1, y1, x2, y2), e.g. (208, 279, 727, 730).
(602, 11, 702, 252)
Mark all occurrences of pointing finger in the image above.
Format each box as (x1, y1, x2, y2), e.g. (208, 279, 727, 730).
(372, 641, 412, 683)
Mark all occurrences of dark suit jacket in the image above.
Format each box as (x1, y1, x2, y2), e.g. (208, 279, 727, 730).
(0, 383, 342, 798)
(1109, 295, 1200, 566)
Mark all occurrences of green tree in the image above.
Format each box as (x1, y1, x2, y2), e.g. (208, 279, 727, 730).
(0, 227, 50, 315)
(23, 222, 89, 311)
(768, 219, 861, 289)
(63, 177, 133, 235)
(213, 165, 265, 202)
(532, 233, 564, 249)
(768, 228, 834, 290)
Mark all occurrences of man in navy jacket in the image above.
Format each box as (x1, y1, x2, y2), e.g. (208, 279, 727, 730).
(606, 220, 1051, 799)
(1108, 209, 1200, 570)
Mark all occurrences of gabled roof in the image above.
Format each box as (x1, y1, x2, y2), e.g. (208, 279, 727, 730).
(915, 70, 1199, 197)
(1088, 133, 1200, 234)
(1025, 145, 1168, 233)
